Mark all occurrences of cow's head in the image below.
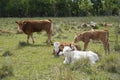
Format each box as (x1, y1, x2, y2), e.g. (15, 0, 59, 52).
(16, 20, 24, 31)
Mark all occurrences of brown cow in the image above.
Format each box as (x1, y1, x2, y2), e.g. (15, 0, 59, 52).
(53, 42, 81, 56)
(74, 30, 110, 54)
(16, 19, 52, 44)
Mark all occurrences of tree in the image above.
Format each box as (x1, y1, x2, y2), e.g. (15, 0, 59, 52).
(91, 0, 103, 15)
(5, 0, 29, 17)
(54, 0, 70, 17)
(0, 0, 9, 17)
(78, 0, 93, 16)
(101, 0, 120, 16)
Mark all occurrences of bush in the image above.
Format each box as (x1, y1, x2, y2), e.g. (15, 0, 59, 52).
(69, 58, 98, 75)
(114, 45, 120, 51)
(99, 54, 120, 74)
(2, 51, 12, 56)
(0, 65, 13, 79)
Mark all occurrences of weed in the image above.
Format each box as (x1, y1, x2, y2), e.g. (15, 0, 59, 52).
(114, 44, 120, 51)
(0, 64, 13, 79)
(99, 54, 120, 74)
(2, 51, 12, 56)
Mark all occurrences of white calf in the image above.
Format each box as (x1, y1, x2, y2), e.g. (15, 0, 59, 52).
(59, 46, 99, 64)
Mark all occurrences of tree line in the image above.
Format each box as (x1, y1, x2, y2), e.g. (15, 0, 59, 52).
(0, 0, 120, 17)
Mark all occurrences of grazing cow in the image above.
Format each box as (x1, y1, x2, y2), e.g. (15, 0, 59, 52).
(89, 21, 97, 27)
(16, 19, 52, 44)
(53, 42, 81, 56)
(104, 23, 113, 27)
(81, 21, 98, 29)
(81, 23, 90, 28)
(74, 30, 109, 54)
(99, 23, 113, 28)
(59, 46, 99, 64)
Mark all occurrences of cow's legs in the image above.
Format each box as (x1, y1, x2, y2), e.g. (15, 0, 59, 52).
(31, 34, 34, 44)
(48, 34, 52, 43)
(83, 41, 89, 51)
(46, 31, 52, 44)
(27, 35, 30, 44)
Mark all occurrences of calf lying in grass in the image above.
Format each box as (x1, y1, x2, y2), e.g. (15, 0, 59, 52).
(59, 46, 99, 64)
(53, 42, 81, 56)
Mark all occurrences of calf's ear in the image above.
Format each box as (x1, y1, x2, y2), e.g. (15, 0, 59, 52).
(70, 44, 76, 51)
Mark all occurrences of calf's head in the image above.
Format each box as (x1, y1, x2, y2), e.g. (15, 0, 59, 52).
(74, 34, 83, 43)
(60, 45, 76, 56)
(53, 42, 61, 55)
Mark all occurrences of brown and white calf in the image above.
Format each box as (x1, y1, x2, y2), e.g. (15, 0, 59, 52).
(53, 42, 81, 56)
(16, 19, 52, 44)
(74, 30, 110, 54)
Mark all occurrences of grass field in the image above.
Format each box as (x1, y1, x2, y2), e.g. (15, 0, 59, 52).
(0, 17, 120, 80)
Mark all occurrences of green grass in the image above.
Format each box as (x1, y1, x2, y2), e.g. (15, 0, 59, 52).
(0, 17, 120, 80)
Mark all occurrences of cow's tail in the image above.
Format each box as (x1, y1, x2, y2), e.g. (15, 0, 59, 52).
(104, 30, 110, 53)
(48, 19, 53, 32)
(48, 19, 53, 44)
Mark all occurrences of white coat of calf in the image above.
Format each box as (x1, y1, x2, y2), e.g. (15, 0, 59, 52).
(59, 46, 99, 64)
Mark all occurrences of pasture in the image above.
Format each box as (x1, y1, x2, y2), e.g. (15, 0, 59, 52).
(0, 17, 120, 80)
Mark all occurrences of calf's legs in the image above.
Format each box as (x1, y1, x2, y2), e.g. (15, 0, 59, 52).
(102, 41, 109, 54)
(83, 41, 89, 51)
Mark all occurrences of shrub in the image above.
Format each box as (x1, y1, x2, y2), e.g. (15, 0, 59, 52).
(69, 58, 98, 75)
(0, 64, 13, 79)
(114, 45, 120, 51)
(2, 51, 12, 56)
(99, 54, 120, 74)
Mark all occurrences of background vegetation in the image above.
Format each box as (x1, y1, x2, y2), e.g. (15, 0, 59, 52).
(0, 0, 120, 17)
(0, 17, 120, 80)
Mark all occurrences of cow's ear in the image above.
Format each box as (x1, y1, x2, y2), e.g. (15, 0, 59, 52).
(23, 21, 27, 25)
(79, 33, 82, 36)
(70, 44, 72, 48)
(70, 44, 76, 51)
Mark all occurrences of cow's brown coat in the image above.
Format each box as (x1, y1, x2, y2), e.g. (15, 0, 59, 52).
(16, 19, 52, 44)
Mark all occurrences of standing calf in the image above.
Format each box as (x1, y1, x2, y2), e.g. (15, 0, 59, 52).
(74, 30, 110, 54)
(16, 19, 52, 44)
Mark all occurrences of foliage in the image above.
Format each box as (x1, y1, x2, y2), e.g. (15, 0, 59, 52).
(0, 0, 120, 17)
(114, 45, 120, 51)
